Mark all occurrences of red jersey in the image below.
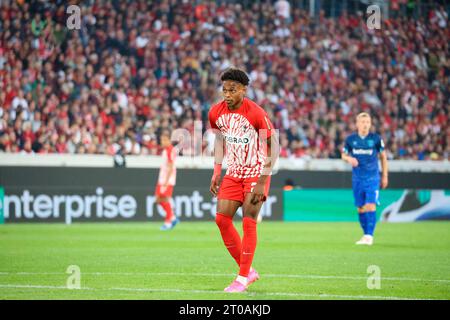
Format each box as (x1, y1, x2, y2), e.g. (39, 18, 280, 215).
(158, 145, 177, 186)
(208, 98, 274, 179)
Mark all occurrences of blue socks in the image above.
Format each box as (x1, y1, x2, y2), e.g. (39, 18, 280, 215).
(358, 212, 368, 235)
(366, 211, 377, 236)
(359, 211, 377, 236)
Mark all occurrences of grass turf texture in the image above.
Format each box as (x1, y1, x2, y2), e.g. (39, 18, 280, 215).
(0, 222, 449, 300)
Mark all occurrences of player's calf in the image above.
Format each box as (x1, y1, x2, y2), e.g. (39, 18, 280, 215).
(215, 213, 242, 266)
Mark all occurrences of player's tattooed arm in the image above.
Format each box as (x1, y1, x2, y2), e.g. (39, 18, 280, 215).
(210, 130, 225, 197)
(379, 150, 388, 189)
(251, 132, 279, 205)
(263, 132, 279, 175)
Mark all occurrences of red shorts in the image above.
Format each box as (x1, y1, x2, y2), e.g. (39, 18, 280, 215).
(217, 175, 271, 204)
(155, 185, 174, 198)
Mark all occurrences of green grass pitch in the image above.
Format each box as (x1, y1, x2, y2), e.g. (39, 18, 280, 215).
(0, 221, 449, 300)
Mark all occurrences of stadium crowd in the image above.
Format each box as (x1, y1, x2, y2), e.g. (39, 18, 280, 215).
(0, 0, 448, 160)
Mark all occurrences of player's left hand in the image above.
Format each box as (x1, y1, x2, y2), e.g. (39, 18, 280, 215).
(250, 182, 265, 205)
(381, 175, 388, 189)
(160, 185, 168, 194)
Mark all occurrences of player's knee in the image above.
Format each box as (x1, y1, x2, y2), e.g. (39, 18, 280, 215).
(215, 213, 232, 228)
(159, 197, 169, 203)
(242, 212, 258, 220)
(363, 204, 376, 212)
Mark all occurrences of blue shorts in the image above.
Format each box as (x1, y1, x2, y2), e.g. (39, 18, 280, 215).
(352, 180, 380, 208)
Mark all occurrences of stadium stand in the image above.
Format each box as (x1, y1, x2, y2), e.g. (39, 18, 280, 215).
(0, 0, 448, 160)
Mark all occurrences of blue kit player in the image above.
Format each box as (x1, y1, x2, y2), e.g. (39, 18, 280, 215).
(342, 112, 389, 246)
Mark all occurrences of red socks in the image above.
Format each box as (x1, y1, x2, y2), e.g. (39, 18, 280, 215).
(239, 217, 257, 277)
(215, 213, 242, 266)
(216, 214, 258, 277)
(159, 201, 174, 223)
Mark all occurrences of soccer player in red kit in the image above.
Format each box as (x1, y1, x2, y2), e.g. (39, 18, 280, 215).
(209, 68, 279, 292)
(155, 131, 179, 231)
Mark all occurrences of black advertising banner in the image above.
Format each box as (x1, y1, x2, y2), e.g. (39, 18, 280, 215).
(0, 167, 283, 223)
(1, 166, 449, 223)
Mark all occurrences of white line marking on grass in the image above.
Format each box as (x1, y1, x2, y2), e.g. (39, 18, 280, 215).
(0, 284, 433, 300)
(110, 287, 433, 300)
(0, 284, 92, 290)
(263, 274, 450, 283)
(2, 271, 449, 284)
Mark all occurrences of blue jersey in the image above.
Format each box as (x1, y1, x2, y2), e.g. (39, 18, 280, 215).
(343, 132, 385, 183)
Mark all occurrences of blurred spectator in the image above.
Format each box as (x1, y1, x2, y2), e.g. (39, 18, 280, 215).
(274, 0, 291, 23)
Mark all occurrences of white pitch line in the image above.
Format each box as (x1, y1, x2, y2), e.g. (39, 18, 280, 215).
(0, 284, 89, 290)
(110, 287, 433, 300)
(0, 284, 433, 300)
(2, 271, 450, 284)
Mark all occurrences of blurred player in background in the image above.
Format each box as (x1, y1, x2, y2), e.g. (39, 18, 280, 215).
(209, 68, 279, 292)
(342, 113, 388, 245)
(155, 131, 179, 231)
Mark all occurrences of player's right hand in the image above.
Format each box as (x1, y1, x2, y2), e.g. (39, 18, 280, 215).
(348, 157, 359, 167)
(210, 174, 221, 197)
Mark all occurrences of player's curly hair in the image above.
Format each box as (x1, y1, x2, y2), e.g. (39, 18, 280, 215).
(220, 67, 250, 86)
